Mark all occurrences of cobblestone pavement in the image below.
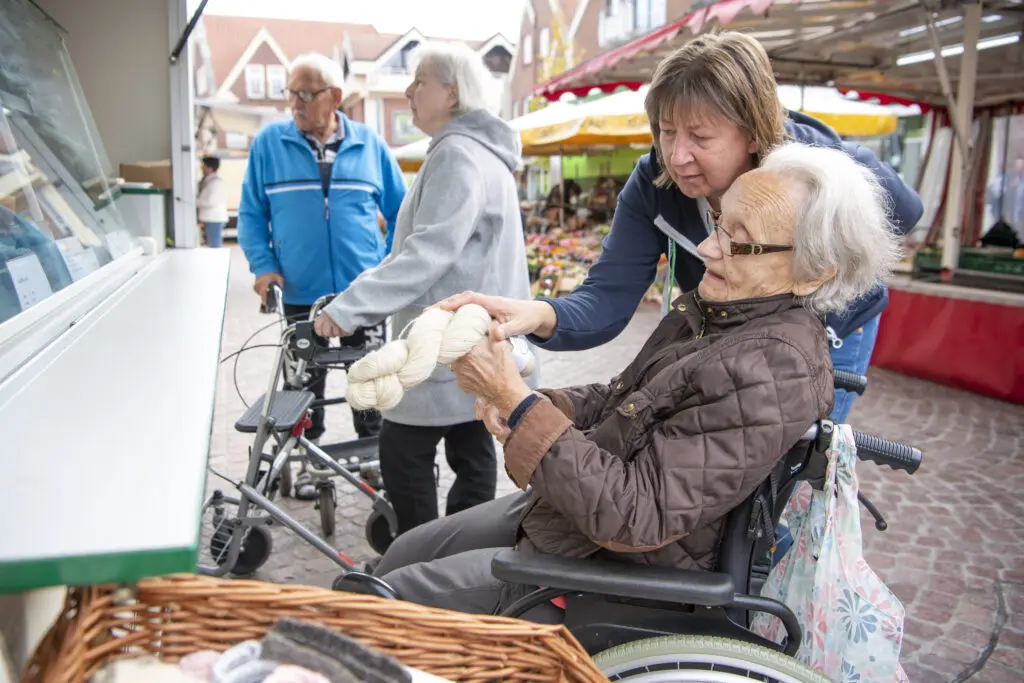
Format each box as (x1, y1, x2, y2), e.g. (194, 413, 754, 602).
(208, 246, 1023, 681)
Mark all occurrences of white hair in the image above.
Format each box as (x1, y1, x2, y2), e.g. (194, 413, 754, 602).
(288, 53, 345, 89)
(759, 143, 903, 315)
(409, 41, 499, 115)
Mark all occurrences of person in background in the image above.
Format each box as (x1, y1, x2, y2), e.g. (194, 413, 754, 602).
(446, 32, 923, 425)
(313, 42, 538, 536)
(196, 156, 228, 248)
(238, 52, 407, 499)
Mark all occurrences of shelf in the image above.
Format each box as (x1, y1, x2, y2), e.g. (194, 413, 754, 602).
(0, 249, 230, 594)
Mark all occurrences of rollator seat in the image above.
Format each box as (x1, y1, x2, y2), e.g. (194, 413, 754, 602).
(234, 390, 315, 433)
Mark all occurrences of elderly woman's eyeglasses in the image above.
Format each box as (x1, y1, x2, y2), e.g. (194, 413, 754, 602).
(707, 210, 794, 257)
(288, 88, 331, 103)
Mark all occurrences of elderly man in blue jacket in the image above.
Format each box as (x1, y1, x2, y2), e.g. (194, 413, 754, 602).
(239, 52, 406, 485)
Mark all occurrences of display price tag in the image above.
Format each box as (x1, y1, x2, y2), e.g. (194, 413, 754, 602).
(6, 253, 53, 310)
(56, 237, 99, 281)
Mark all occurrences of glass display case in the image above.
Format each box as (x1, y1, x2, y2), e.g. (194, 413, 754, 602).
(0, 0, 137, 327)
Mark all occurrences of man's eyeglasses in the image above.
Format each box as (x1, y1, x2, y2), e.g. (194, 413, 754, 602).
(707, 210, 793, 257)
(288, 88, 331, 103)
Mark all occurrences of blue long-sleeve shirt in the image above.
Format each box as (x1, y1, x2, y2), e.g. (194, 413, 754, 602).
(534, 112, 924, 350)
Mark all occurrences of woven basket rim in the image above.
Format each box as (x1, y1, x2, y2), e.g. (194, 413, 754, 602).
(24, 573, 608, 683)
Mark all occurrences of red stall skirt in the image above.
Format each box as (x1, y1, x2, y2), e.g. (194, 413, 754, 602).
(872, 289, 1024, 404)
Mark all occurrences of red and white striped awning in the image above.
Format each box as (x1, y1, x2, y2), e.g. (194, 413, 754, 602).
(531, 0, 1024, 108)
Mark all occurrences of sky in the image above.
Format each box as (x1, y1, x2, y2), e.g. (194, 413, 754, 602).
(194, 0, 526, 42)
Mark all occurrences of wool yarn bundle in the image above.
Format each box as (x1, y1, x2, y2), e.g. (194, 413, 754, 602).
(346, 304, 535, 411)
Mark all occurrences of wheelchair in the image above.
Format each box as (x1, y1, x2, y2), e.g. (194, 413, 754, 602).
(197, 284, 398, 578)
(337, 372, 923, 681)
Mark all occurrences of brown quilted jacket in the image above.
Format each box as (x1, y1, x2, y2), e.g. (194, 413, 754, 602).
(503, 290, 834, 571)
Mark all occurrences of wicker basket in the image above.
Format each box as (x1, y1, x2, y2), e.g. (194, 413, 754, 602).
(23, 574, 606, 683)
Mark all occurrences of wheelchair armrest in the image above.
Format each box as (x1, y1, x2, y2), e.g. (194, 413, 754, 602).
(491, 549, 735, 607)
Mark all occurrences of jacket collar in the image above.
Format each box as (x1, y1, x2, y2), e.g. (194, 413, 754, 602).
(281, 112, 368, 151)
(674, 290, 809, 334)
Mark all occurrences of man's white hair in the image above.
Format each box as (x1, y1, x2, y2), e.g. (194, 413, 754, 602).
(288, 53, 345, 89)
(760, 143, 903, 315)
(410, 41, 499, 115)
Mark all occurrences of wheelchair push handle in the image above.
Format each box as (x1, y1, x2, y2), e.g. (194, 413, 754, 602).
(852, 430, 923, 475)
(833, 370, 868, 395)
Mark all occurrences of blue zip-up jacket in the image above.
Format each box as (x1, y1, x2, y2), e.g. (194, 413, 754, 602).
(535, 111, 924, 350)
(238, 115, 407, 306)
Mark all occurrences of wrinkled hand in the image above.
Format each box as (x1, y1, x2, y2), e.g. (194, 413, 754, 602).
(475, 397, 510, 444)
(254, 273, 283, 305)
(452, 325, 532, 411)
(440, 291, 558, 341)
(314, 312, 350, 338)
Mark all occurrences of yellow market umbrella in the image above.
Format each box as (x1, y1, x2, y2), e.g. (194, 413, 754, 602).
(777, 85, 899, 137)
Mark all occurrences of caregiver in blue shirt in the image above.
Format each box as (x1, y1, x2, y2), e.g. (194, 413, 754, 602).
(446, 32, 923, 424)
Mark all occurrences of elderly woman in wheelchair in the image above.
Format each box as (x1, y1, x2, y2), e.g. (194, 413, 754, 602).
(340, 141, 902, 678)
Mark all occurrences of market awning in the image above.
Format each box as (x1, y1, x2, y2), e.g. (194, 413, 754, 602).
(394, 81, 908, 172)
(531, 0, 1024, 108)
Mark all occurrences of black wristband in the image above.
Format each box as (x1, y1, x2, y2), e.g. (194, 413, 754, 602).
(507, 393, 540, 430)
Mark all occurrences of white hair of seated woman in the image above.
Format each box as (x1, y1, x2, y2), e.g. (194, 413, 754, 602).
(761, 143, 903, 314)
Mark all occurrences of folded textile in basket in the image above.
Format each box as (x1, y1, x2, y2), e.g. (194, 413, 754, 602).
(268, 618, 412, 683)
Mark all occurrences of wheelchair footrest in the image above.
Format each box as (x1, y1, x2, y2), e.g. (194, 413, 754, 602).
(235, 390, 315, 433)
(491, 549, 735, 607)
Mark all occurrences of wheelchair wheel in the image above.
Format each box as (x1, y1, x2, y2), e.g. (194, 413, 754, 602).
(593, 634, 829, 682)
(365, 508, 396, 555)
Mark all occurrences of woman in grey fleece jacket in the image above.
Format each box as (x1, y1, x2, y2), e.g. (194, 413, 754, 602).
(315, 42, 538, 536)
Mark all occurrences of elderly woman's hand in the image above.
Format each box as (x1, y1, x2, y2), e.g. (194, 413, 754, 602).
(452, 324, 533, 414)
(475, 397, 510, 444)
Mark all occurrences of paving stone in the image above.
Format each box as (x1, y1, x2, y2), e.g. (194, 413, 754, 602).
(206, 245, 1024, 681)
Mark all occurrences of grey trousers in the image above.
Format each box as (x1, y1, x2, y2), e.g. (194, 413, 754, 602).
(375, 491, 563, 623)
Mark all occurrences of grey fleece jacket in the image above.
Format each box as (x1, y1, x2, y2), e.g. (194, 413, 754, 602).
(323, 109, 539, 427)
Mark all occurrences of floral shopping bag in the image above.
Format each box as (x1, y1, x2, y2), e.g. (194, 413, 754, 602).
(751, 425, 909, 682)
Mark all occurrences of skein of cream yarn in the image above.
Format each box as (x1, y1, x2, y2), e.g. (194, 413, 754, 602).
(346, 304, 535, 411)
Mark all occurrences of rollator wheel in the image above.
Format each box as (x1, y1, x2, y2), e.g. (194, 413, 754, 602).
(365, 508, 395, 555)
(318, 483, 336, 536)
(209, 525, 273, 576)
(593, 634, 830, 682)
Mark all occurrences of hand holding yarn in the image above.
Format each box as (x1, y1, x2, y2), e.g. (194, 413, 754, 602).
(346, 304, 536, 411)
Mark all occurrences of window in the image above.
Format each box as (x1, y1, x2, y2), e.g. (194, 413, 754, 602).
(0, 1, 131, 327)
(635, 0, 652, 32)
(382, 40, 420, 73)
(539, 28, 551, 58)
(522, 34, 533, 65)
(266, 65, 287, 100)
(245, 64, 266, 99)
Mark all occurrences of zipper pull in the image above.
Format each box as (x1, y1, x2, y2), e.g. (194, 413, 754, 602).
(324, 197, 329, 222)
(825, 326, 843, 349)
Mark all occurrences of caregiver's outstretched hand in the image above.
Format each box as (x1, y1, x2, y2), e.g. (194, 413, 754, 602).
(440, 292, 558, 341)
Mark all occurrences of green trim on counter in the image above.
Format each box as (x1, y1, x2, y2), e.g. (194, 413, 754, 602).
(0, 546, 198, 594)
(120, 187, 171, 195)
